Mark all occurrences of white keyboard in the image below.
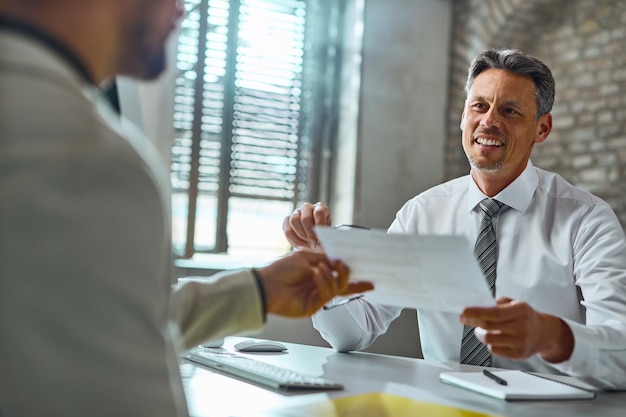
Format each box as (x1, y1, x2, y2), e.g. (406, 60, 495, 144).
(184, 347, 344, 391)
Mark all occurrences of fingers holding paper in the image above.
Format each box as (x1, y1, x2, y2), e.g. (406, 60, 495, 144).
(282, 202, 331, 249)
(460, 297, 574, 364)
(257, 250, 374, 317)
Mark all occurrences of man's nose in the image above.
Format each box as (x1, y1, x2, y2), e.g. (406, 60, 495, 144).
(480, 107, 501, 129)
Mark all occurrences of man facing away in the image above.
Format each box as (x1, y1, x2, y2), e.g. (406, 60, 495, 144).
(0, 1, 373, 416)
(283, 48, 626, 390)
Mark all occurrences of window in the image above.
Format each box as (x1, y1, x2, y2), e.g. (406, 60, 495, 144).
(171, 0, 347, 259)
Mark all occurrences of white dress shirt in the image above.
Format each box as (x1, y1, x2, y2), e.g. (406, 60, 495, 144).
(313, 162, 626, 389)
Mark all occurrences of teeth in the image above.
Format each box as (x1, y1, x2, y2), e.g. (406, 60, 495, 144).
(476, 137, 503, 147)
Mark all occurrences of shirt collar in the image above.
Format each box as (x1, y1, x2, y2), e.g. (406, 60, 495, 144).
(0, 17, 95, 85)
(467, 160, 539, 213)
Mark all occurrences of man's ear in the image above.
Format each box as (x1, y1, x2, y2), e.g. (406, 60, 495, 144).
(535, 113, 552, 144)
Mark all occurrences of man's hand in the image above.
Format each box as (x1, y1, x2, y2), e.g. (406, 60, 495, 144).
(257, 250, 374, 317)
(460, 297, 574, 363)
(282, 202, 331, 249)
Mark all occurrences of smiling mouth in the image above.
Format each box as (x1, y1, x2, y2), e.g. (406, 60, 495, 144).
(475, 137, 504, 147)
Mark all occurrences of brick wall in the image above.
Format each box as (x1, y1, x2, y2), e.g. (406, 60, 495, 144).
(446, 0, 626, 225)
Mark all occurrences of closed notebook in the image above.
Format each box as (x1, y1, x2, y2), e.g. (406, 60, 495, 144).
(440, 370, 596, 401)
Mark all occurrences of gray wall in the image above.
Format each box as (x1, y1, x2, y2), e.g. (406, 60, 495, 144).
(351, 0, 452, 230)
(256, 0, 453, 359)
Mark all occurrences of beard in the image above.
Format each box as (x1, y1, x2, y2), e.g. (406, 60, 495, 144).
(118, 19, 170, 80)
(137, 49, 167, 80)
(467, 152, 505, 173)
(467, 127, 506, 172)
(119, 43, 167, 80)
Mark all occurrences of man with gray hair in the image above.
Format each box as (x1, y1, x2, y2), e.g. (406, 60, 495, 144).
(283, 48, 626, 390)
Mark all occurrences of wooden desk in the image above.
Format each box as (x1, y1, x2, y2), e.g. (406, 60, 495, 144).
(181, 337, 626, 417)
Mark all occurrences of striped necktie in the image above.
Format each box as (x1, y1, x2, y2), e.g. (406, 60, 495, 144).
(460, 198, 504, 366)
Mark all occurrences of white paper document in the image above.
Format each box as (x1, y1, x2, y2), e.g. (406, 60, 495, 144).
(315, 227, 495, 313)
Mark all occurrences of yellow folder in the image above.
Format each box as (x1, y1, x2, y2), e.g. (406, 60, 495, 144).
(262, 392, 502, 417)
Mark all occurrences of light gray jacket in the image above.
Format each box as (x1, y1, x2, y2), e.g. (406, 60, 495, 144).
(0, 29, 264, 416)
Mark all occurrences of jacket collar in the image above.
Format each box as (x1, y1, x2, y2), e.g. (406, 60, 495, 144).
(0, 16, 95, 85)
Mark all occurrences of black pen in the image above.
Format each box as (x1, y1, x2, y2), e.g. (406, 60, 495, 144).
(482, 369, 508, 386)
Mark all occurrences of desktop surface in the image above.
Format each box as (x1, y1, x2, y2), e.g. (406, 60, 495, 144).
(181, 337, 626, 417)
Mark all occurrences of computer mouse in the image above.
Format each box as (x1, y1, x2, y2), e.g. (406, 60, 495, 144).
(234, 339, 288, 353)
(201, 338, 224, 348)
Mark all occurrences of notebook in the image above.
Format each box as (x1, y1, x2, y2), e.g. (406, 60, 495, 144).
(440, 370, 597, 401)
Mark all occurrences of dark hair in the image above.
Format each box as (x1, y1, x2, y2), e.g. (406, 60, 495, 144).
(464, 48, 555, 120)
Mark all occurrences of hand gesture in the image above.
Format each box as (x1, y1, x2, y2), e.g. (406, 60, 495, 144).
(282, 202, 331, 249)
(257, 250, 374, 317)
(460, 297, 574, 363)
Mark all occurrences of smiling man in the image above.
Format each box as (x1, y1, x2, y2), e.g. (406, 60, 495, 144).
(461, 66, 551, 194)
(282, 48, 626, 390)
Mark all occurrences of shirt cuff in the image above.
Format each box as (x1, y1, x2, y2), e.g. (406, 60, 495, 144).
(251, 268, 267, 323)
(539, 318, 597, 377)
